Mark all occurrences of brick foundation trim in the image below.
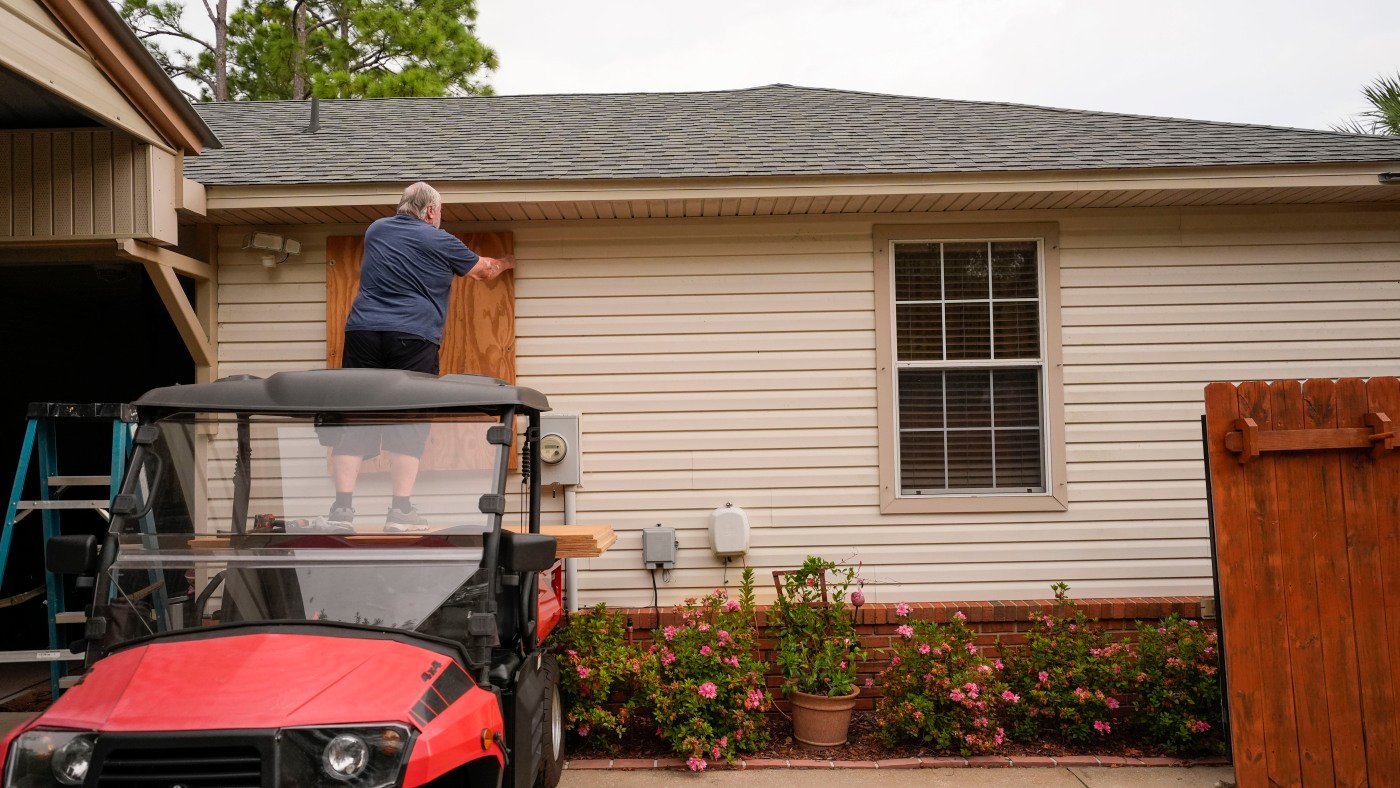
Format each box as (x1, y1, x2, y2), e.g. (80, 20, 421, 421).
(603, 596, 1209, 629)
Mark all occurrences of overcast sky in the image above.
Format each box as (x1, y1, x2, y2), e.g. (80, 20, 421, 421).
(476, 0, 1398, 132)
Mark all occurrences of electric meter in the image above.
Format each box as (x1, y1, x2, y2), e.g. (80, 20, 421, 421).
(540, 433, 567, 464)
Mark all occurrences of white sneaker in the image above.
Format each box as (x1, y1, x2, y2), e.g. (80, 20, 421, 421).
(385, 506, 431, 533)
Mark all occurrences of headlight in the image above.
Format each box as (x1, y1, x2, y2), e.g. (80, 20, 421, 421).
(278, 726, 410, 787)
(3, 730, 96, 788)
(322, 734, 369, 780)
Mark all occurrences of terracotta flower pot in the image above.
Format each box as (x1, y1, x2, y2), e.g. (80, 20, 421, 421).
(790, 687, 860, 747)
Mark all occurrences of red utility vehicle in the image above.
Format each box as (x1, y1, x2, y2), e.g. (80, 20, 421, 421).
(2, 369, 566, 787)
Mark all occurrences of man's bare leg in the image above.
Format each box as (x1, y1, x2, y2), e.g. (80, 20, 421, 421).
(385, 452, 430, 531)
(331, 454, 364, 494)
(387, 452, 420, 496)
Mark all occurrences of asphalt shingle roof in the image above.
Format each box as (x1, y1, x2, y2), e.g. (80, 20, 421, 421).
(186, 84, 1400, 186)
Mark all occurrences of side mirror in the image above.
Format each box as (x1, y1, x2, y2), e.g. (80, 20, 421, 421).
(499, 531, 556, 574)
(46, 535, 99, 575)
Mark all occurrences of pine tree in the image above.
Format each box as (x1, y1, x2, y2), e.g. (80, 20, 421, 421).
(114, 0, 497, 101)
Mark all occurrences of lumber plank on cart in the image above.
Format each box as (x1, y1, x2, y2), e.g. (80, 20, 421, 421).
(505, 524, 616, 558)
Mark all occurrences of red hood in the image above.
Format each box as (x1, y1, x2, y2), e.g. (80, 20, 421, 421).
(37, 631, 458, 732)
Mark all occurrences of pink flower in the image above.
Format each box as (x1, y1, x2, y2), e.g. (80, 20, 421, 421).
(724, 656, 740, 667)
(697, 622, 710, 632)
(718, 736, 728, 748)
(950, 689, 965, 702)
(745, 689, 766, 710)
(839, 661, 848, 669)
(1189, 620, 1200, 628)
(891, 655, 902, 666)
(1001, 690, 1020, 703)
(974, 716, 989, 728)
(576, 666, 591, 679)
(965, 642, 978, 655)
(686, 756, 707, 772)
(661, 649, 676, 666)
(895, 602, 911, 617)
(864, 677, 874, 689)
(953, 611, 967, 622)
(717, 630, 731, 644)
(896, 624, 914, 639)
(918, 643, 931, 655)
(566, 649, 578, 659)
(964, 682, 980, 699)
(1037, 671, 1050, 684)
(662, 625, 677, 641)
(1106, 697, 1120, 710)
(711, 746, 721, 760)
(976, 664, 992, 674)
(698, 682, 718, 699)
(993, 659, 1004, 670)
(1094, 720, 1112, 734)
(578, 724, 590, 737)
(700, 645, 712, 656)
(723, 599, 740, 612)
(932, 648, 943, 657)
(994, 728, 1006, 746)
(1193, 720, 1212, 733)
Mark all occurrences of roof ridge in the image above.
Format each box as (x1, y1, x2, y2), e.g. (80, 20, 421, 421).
(194, 84, 790, 109)
(193, 83, 1394, 142)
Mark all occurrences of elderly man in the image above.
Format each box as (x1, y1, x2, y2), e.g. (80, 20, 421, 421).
(326, 182, 513, 532)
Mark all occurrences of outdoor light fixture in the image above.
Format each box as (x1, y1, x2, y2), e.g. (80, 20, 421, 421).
(1379, 172, 1400, 185)
(243, 231, 303, 268)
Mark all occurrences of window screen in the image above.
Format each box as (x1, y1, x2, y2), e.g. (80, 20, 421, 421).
(892, 241, 1046, 495)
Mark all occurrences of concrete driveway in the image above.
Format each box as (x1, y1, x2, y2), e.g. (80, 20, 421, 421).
(561, 767, 1235, 787)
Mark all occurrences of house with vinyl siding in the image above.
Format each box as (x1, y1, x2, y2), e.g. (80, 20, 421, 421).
(4, 1, 1400, 611)
(176, 88, 1400, 608)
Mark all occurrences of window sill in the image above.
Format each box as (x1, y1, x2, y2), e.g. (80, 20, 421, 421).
(879, 486, 1068, 514)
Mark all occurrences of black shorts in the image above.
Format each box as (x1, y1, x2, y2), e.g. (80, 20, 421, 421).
(331, 331, 440, 458)
(342, 330, 440, 374)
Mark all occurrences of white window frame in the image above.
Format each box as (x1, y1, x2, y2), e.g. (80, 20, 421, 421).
(873, 223, 1067, 514)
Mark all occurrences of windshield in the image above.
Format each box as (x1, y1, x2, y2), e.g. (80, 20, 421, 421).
(94, 413, 509, 651)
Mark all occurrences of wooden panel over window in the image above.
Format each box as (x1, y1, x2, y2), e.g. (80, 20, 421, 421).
(326, 232, 516, 470)
(326, 232, 515, 381)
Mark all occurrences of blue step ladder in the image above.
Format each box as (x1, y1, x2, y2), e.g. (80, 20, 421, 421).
(0, 403, 135, 697)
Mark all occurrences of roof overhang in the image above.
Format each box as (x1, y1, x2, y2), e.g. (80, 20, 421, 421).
(0, 0, 219, 154)
(199, 162, 1400, 225)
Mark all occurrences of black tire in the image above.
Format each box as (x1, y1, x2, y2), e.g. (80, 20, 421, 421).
(536, 654, 565, 788)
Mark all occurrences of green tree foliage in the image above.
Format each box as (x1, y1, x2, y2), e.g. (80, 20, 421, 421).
(117, 0, 230, 101)
(1333, 72, 1400, 136)
(113, 0, 497, 101)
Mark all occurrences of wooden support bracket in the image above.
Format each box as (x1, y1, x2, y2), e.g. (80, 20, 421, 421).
(1225, 412, 1396, 463)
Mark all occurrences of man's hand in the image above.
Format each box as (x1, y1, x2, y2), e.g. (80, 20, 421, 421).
(469, 254, 515, 282)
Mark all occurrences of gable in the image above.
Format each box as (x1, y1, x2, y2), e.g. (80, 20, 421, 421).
(0, 0, 166, 149)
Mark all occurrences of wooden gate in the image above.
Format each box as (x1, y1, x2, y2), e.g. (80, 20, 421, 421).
(1204, 378, 1400, 787)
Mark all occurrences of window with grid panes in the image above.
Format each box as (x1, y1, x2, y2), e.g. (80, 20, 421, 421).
(892, 240, 1045, 495)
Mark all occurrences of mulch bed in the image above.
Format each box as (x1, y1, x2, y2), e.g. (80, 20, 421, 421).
(569, 710, 1194, 763)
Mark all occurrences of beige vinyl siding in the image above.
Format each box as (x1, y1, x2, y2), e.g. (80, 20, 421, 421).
(0, 129, 179, 243)
(214, 203, 1400, 606)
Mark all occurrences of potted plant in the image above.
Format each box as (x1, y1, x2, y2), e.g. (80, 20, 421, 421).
(771, 556, 868, 746)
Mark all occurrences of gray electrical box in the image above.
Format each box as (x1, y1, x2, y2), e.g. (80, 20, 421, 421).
(642, 525, 678, 569)
(539, 414, 582, 487)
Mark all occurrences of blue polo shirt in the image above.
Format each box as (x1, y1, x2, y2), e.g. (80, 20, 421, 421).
(344, 213, 479, 344)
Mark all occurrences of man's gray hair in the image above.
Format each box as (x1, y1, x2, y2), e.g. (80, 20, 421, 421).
(397, 182, 441, 218)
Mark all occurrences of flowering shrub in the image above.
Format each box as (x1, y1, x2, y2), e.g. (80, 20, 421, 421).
(646, 569, 771, 771)
(875, 609, 1013, 755)
(771, 556, 867, 697)
(1002, 583, 1130, 745)
(1131, 614, 1225, 754)
(554, 603, 647, 750)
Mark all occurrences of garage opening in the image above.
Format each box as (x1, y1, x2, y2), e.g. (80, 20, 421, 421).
(0, 262, 193, 700)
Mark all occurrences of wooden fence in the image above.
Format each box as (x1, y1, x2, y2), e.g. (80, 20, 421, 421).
(1204, 378, 1400, 786)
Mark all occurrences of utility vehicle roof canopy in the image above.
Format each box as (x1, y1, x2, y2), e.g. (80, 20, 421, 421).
(135, 369, 550, 415)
